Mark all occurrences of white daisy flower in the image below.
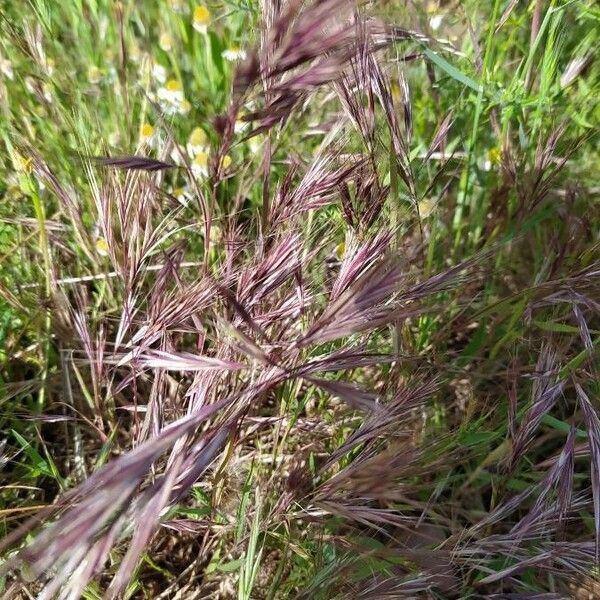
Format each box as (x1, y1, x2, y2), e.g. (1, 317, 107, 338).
(158, 79, 184, 102)
(140, 122, 157, 148)
(157, 79, 186, 115)
(191, 151, 209, 177)
(193, 5, 210, 34)
(222, 47, 247, 62)
(173, 185, 193, 206)
(187, 127, 208, 156)
(159, 32, 174, 52)
(95, 237, 110, 257)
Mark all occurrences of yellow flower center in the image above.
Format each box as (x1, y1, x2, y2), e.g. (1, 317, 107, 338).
(193, 152, 209, 168)
(141, 123, 154, 138)
(487, 146, 502, 165)
(221, 154, 232, 169)
(189, 127, 207, 147)
(166, 79, 182, 92)
(95, 237, 110, 256)
(193, 5, 210, 25)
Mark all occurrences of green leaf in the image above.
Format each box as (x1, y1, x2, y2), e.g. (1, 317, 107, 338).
(459, 430, 499, 447)
(11, 429, 54, 478)
(209, 32, 225, 78)
(506, 478, 530, 492)
(423, 48, 483, 93)
(175, 506, 211, 519)
(541, 414, 588, 440)
(533, 320, 582, 334)
(458, 321, 487, 366)
(94, 426, 118, 469)
(216, 558, 243, 573)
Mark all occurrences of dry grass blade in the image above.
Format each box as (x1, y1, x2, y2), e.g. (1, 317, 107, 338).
(130, 349, 246, 372)
(510, 345, 564, 468)
(304, 376, 382, 413)
(95, 155, 177, 171)
(576, 383, 600, 562)
(300, 251, 486, 347)
(0, 398, 232, 594)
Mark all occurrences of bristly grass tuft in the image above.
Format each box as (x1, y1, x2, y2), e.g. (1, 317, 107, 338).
(0, 0, 598, 597)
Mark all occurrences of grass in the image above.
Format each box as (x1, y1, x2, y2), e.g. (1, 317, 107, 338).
(0, 0, 599, 597)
